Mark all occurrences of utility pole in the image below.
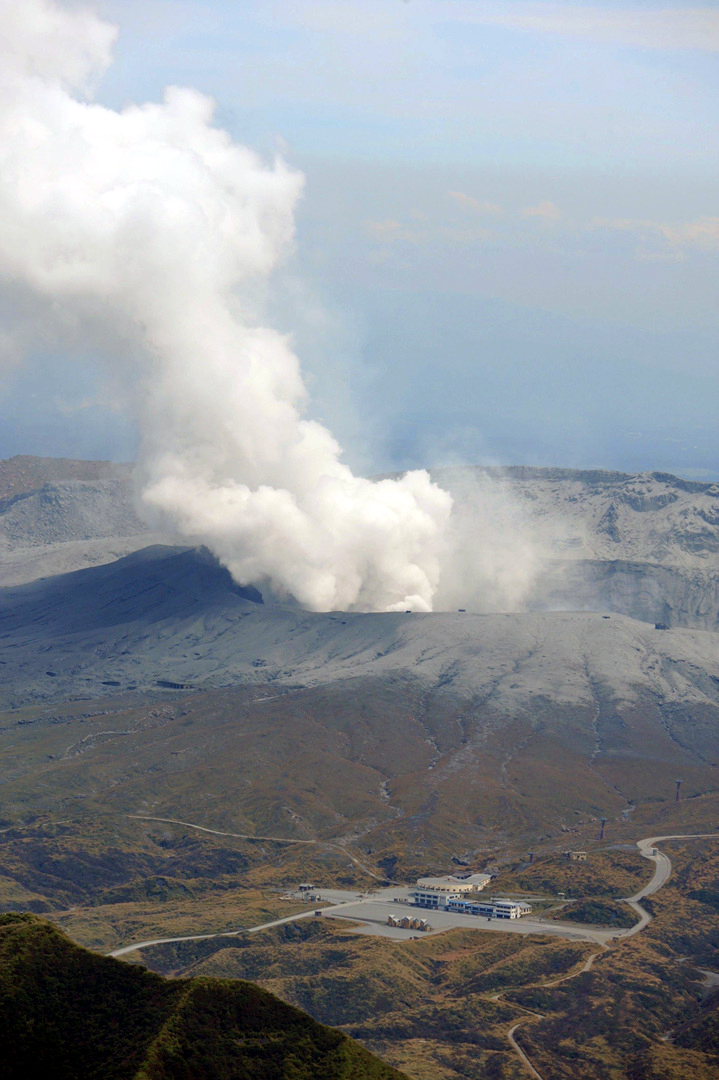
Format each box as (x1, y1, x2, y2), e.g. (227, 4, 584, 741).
(599, 818, 607, 841)
(675, 779, 682, 802)
(528, 852, 534, 865)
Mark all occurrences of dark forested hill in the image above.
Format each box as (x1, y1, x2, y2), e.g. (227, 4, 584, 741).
(0, 913, 406, 1080)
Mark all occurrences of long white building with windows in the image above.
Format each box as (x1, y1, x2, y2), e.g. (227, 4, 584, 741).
(447, 897, 532, 919)
(411, 873, 531, 919)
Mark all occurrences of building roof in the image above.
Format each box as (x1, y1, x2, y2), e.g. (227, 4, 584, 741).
(416, 873, 491, 891)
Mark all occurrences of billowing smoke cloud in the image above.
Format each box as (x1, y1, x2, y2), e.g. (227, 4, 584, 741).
(0, 1, 550, 614)
(432, 469, 546, 613)
(0, 0, 454, 611)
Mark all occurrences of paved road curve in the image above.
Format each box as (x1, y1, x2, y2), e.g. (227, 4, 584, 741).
(621, 832, 719, 939)
(109, 897, 380, 958)
(109, 829, 719, 959)
(505, 832, 719, 1080)
(507, 1018, 544, 1080)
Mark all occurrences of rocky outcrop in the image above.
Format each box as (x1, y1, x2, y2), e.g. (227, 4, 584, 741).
(533, 559, 719, 631)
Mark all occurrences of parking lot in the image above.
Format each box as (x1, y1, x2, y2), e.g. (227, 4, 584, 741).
(318, 896, 616, 944)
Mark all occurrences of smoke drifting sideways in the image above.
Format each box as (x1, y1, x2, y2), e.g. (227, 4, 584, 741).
(0, 0, 542, 614)
(431, 469, 546, 615)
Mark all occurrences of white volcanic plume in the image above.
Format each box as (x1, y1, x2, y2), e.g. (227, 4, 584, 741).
(0, 0, 452, 611)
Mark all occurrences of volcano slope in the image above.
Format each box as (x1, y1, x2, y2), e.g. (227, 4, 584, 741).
(3, 455, 719, 629)
(431, 465, 719, 631)
(0, 455, 170, 587)
(1, 545, 719, 879)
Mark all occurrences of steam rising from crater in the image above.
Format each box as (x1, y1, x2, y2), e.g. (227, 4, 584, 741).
(0, 0, 541, 613)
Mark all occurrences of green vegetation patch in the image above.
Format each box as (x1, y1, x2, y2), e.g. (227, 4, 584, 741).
(550, 899, 638, 928)
(0, 913, 177, 1079)
(0, 914, 406, 1080)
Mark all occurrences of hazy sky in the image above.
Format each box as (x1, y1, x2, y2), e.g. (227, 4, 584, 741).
(2, 0, 718, 477)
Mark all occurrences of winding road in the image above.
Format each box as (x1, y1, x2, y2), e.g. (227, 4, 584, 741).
(507, 1018, 544, 1080)
(110, 823, 719, 1078)
(128, 814, 395, 884)
(505, 831, 719, 1079)
(620, 833, 717, 937)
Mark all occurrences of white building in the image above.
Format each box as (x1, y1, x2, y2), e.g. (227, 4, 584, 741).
(413, 873, 492, 910)
(446, 897, 532, 919)
(413, 886, 460, 909)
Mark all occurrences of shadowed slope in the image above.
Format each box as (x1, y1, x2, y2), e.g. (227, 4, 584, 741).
(0, 913, 405, 1080)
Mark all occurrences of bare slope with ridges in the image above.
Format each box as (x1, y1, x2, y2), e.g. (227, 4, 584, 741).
(434, 466, 719, 630)
(2, 544, 719, 714)
(0, 456, 170, 587)
(2, 676, 717, 863)
(0, 455, 132, 503)
(432, 466, 719, 569)
(1, 481, 146, 547)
